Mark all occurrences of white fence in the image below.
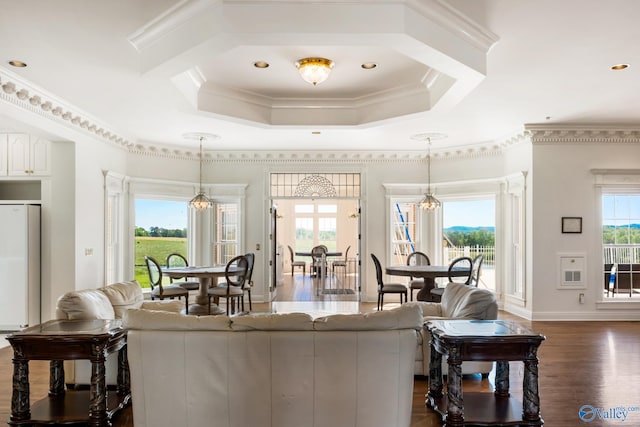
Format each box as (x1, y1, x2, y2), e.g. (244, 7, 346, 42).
(443, 245, 495, 267)
(603, 245, 640, 264)
(442, 245, 496, 291)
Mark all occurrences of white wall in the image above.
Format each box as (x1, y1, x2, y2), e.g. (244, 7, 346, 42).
(532, 140, 640, 320)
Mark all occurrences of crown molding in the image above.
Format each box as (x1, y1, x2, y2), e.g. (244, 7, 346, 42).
(0, 68, 134, 148)
(525, 124, 640, 144)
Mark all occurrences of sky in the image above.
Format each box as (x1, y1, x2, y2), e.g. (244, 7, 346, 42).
(443, 199, 495, 228)
(135, 199, 188, 230)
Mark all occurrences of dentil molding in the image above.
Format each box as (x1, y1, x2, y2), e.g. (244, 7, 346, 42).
(526, 125, 640, 144)
(0, 69, 133, 148)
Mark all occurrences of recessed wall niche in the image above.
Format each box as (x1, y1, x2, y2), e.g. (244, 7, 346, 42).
(0, 181, 41, 201)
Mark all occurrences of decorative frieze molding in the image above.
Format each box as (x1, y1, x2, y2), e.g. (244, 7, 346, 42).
(128, 143, 506, 163)
(0, 69, 133, 148)
(526, 125, 640, 144)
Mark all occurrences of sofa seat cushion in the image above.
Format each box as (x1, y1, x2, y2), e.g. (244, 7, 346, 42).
(98, 280, 144, 318)
(55, 289, 115, 320)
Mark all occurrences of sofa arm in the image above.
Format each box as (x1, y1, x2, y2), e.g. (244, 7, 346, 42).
(404, 301, 443, 318)
(141, 300, 184, 313)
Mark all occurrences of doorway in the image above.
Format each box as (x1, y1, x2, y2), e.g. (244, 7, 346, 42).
(269, 173, 361, 302)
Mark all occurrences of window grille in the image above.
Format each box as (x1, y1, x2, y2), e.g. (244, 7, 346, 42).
(270, 173, 360, 198)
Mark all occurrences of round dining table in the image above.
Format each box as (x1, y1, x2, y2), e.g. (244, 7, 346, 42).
(162, 265, 244, 315)
(384, 264, 470, 301)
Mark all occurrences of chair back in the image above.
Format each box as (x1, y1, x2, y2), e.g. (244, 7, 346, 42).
(166, 253, 189, 281)
(407, 251, 430, 266)
(144, 256, 164, 294)
(343, 245, 351, 262)
(311, 245, 327, 263)
(469, 254, 484, 287)
(224, 255, 249, 290)
(447, 256, 473, 284)
(243, 252, 255, 289)
(166, 253, 189, 268)
(287, 245, 296, 262)
(370, 253, 384, 289)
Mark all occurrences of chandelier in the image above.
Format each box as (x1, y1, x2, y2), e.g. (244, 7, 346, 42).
(295, 57, 334, 86)
(183, 133, 219, 211)
(413, 133, 446, 210)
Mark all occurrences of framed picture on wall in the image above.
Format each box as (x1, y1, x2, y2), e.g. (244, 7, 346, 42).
(562, 217, 582, 234)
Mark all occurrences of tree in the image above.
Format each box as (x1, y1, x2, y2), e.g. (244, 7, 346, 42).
(135, 227, 149, 237)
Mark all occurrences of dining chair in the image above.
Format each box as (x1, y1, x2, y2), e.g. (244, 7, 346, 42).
(430, 256, 473, 302)
(406, 251, 431, 301)
(468, 254, 485, 287)
(311, 245, 328, 279)
(240, 252, 255, 311)
(207, 255, 248, 315)
(331, 245, 351, 280)
(165, 253, 200, 291)
(371, 253, 408, 310)
(144, 255, 190, 314)
(288, 245, 306, 277)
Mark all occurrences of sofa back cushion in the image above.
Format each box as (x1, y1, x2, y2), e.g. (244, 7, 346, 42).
(314, 304, 422, 330)
(55, 289, 115, 320)
(123, 304, 421, 332)
(440, 282, 498, 319)
(98, 280, 144, 318)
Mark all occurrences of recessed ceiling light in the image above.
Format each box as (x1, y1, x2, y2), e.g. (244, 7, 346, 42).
(311, 131, 321, 135)
(611, 63, 629, 71)
(254, 61, 270, 68)
(8, 60, 27, 68)
(361, 63, 377, 69)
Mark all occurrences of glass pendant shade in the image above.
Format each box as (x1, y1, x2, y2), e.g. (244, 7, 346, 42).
(420, 193, 441, 210)
(295, 57, 334, 86)
(189, 192, 212, 210)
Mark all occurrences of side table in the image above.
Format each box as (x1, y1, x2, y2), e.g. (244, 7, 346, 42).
(6, 319, 131, 427)
(426, 319, 545, 427)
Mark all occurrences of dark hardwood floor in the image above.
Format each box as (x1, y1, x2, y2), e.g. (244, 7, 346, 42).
(2, 273, 639, 426)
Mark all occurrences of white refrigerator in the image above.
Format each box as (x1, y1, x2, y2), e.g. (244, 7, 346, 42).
(0, 204, 40, 330)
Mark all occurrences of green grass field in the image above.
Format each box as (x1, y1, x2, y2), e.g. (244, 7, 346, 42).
(134, 237, 187, 288)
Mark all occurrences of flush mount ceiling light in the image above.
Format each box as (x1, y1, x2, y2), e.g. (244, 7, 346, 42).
(411, 132, 447, 210)
(183, 132, 220, 211)
(295, 57, 334, 86)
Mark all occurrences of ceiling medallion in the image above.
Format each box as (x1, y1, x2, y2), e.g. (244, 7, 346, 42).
(295, 57, 334, 86)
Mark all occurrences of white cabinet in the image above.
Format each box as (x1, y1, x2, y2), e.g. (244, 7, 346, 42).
(7, 134, 51, 176)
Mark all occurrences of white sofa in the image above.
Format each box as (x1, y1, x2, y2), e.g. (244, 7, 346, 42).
(123, 304, 422, 427)
(55, 280, 183, 386)
(407, 282, 499, 376)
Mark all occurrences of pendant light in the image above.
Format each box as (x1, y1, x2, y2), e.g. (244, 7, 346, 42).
(184, 132, 219, 211)
(412, 133, 446, 210)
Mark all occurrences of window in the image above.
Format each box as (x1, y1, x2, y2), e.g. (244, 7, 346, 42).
(391, 202, 418, 265)
(602, 193, 640, 299)
(212, 202, 239, 265)
(134, 199, 189, 287)
(442, 198, 495, 292)
(293, 202, 337, 252)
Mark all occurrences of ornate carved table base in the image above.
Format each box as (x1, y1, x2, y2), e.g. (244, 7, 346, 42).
(6, 319, 130, 427)
(426, 320, 545, 427)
